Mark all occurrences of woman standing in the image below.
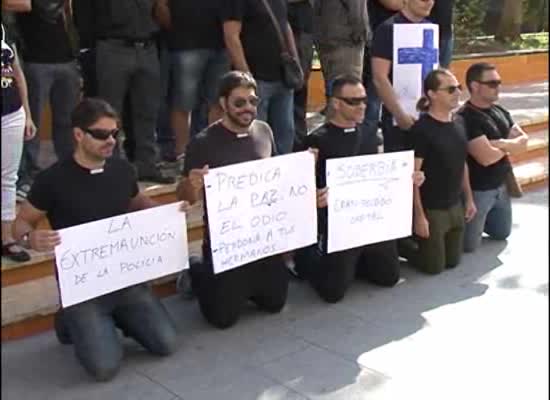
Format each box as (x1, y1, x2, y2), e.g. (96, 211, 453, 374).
(2, 23, 36, 261)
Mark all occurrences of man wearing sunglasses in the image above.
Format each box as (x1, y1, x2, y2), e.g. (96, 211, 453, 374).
(459, 62, 528, 253)
(292, 75, 414, 303)
(13, 98, 178, 381)
(410, 69, 476, 275)
(176, 71, 289, 329)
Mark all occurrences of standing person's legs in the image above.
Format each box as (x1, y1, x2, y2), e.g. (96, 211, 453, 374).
(444, 203, 466, 269)
(95, 40, 134, 157)
(157, 40, 176, 162)
(257, 80, 296, 154)
(170, 49, 208, 156)
(309, 247, 362, 303)
(63, 299, 123, 382)
(78, 48, 97, 97)
(484, 185, 512, 241)
(413, 208, 451, 275)
(293, 31, 314, 149)
(50, 61, 81, 162)
(112, 284, 177, 356)
(361, 44, 382, 144)
(202, 49, 230, 124)
(356, 240, 400, 286)
(17, 63, 54, 190)
(267, 82, 295, 155)
(439, 33, 454, 68)
(317, 44, 365, 97)
(463, 188, 500, 253)
(131, 45, 162, 176)
(250, 255, 289, 313)
(189, 255, 246, 329)
(1, 107, 29, 261)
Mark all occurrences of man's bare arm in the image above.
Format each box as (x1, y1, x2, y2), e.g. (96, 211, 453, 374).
(223, 20, 250, 72)
(372, 57, 415, 130)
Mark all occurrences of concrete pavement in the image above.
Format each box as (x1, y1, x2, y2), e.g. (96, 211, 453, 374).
(2, 187, 548, 400)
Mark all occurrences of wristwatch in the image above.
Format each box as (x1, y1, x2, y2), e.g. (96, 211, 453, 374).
(21, 231, 32, 249)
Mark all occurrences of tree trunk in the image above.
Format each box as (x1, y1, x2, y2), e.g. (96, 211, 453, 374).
(495, 0, 523, 42)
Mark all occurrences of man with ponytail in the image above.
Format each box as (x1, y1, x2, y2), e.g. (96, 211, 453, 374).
(409, 69, 477, 274)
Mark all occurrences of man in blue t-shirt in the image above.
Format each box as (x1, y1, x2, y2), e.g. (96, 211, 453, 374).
(371, 0, 434, 153)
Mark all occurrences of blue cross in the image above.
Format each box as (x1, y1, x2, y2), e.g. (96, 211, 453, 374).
(397, 28, 439, 84)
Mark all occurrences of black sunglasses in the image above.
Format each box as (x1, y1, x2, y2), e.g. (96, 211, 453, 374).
(335, 96, 368, 106)
(232, 96, 260, 108)
(82, 127, 121, 141)
(477, 80, 502, 89)
(437, 84, 462, 94)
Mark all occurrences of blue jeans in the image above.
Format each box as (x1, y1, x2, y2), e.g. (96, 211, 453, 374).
(18, 61, 81, 184)
(170, 48, 229, 111)
(256, 80, 295, 155)
(439, 34, 454, 68)
(464, 184, 512, 252)
(61, 284, 177, 381)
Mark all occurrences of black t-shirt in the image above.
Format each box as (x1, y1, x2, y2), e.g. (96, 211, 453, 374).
(368, 0, 397, 32)
(16, 0, 75, 63)
(412, 114, 468, 209)
(1, 24, 22, 116)
(429, 0, 455, 37)
(183, 120, 276, 251)
(222, 0, 287, 82)
(288, 0, 313, 34)
(27, 158, 139, 230)
(167, 0, 225, 51)
(459, 103, 513, 191)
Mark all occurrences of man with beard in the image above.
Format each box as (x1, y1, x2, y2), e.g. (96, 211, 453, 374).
(13, 98, 178, 381)
(176, 71, 288, 329)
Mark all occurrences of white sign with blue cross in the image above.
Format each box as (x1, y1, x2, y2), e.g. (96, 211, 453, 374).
(393, 23, 439, 122)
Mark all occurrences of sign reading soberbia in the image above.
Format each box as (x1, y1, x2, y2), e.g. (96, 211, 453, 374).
(326, 150, 414, 254)
(54, 202, 189, 308)
(204, 151, 317, 274)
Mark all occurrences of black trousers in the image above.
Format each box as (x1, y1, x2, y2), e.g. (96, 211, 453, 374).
(295, 239, 400, 303)
(190, 253, 289, 329)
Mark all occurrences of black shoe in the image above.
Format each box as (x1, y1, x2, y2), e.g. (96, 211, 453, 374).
(2, 242, 30, 262)
(54, 310, 72, 345)
(138, 170, 175, 184)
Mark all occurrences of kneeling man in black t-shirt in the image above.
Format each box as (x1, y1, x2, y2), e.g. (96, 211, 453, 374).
(13, 98, 178, 382)
(177, 71, 288, 328)
(293, 75, 424, 303)
(410, 69, 477, 274)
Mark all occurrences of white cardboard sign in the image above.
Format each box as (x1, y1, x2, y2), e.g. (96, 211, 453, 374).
(393, 23, 439, 122)
(54, 202, 189, 308)
(326, 151, 414, 253)
(204, 151, 317, 274)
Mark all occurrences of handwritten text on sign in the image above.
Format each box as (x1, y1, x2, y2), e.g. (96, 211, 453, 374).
(326, 151, 414, 253)
(204, 151, 317, 274)
(54, 202, 189, 308)
(393, 23, 439, 123)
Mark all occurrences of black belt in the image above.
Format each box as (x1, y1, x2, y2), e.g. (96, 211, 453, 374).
(101, 38, 155, 48)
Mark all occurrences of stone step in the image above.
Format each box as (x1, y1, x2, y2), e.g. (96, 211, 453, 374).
(509, 129, 548, 164)
(513, 155, 549, 191)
